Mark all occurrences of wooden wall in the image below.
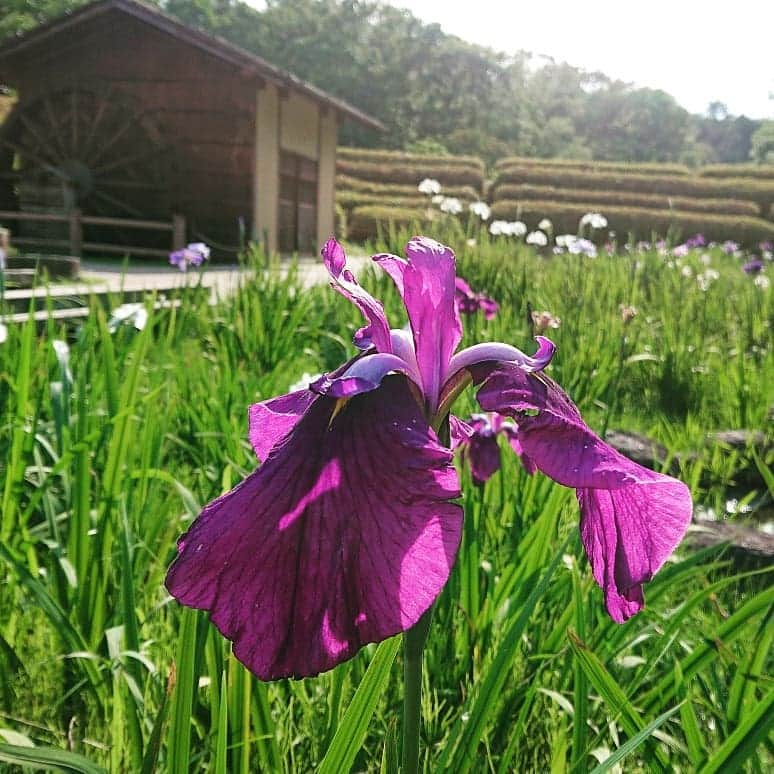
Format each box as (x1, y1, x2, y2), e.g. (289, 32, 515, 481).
(3, 10, 257, 250)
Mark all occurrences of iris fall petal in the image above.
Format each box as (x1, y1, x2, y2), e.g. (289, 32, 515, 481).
(474, 362, 692, 621)
(166, 376, 462, 679)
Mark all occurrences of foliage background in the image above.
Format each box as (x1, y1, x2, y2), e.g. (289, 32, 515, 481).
(1, 0, 772, 165)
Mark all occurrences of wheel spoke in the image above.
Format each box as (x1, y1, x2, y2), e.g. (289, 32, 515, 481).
(91, 187, 143, 217)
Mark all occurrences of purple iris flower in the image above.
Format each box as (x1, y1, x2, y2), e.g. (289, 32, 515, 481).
(451, 412, 534, 485)
(742, 257, 764, 274)
(685, 233, 706, 248)
(165, 236, 692, 680)
(722, 240, 740, 255)
(169, 242, 210, 271)
(455, 277, 499, 319)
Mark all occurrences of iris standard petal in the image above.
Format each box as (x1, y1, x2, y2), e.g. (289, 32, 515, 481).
(374, 237, 462, 411)
(248, 389, 317, 462)
(450, 414, 474, 449)
(474, 362, 692, 621)
(322, 238, 393, 353)
(166, 376, 462, 680)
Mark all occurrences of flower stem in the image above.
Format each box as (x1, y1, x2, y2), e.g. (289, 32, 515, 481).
(402, 606, 433, 774)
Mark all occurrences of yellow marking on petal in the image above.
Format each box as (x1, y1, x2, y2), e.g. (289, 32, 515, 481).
(328, 398, 349, 429)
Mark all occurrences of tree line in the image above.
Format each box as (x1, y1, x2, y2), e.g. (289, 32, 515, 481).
(3, 0, 773, 165)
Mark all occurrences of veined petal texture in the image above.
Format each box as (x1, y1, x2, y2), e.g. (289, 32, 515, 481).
(474, 363, 692, 621)
(166, 376, 462, 679)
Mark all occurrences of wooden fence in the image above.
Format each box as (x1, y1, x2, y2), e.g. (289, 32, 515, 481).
(0, 210, 186, 258)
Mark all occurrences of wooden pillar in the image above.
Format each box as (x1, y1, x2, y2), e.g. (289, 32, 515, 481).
(68, 209, 82, 257)
(172, 214, 186, 250)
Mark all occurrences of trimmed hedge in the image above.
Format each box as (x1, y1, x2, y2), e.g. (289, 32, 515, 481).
(493, 184, 761, 217)
(336, 175, 480, 201)
(698, 164, 774, 180)
(494, 156, 691, 177)
(492, 166, 774, 211)
(336, 158, 484, 190)
(338, 146, 485, 171)
(347, 205, 429, 242)
(336, 191, 430, 211)
(490, 199, 774, 247)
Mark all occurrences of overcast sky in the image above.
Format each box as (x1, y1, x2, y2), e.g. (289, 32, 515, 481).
(250, 0, 773, 119)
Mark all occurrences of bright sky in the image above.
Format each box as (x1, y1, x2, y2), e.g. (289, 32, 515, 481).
(386, 0, 774, 119)
(249, 0, 773, 119)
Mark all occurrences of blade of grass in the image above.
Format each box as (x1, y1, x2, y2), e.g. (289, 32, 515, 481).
(698, 688, 774, 774)
(439, 534, 570, 773)
(589, 703, 682, 774)
(319, 636, 400, 774)
(0, 743, 107, 774)
(167, 608, 199, 774)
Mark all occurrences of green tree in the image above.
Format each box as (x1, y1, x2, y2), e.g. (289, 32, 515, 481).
(750, 120, 774, 163)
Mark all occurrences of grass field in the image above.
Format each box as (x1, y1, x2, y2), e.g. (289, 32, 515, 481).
(0, 226, 772, 772)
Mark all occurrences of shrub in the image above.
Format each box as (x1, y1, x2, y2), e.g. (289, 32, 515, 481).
(336, 159, 484, 190)
(336, 175, 480, 201)
(338, 146, 484, 171)
(698, 164, 774, 180)
(336, 191, 430, 211)
(490, 199, 774, 247)
(335, 202, 347, 239)
(492, 167, 774, 210)
(347, 205, 430, 242)
(492, 184, 761, 217)
(494, 156, 691, 177)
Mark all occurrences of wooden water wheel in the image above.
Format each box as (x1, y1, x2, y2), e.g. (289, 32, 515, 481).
(0, 87, 173, 223)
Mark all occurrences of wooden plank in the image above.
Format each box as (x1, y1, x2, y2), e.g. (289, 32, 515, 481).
(81, 241, 170, 257)
(0, 210, 69, 223)
(81, 215, 173, 230)
(11, 237, 71, 248)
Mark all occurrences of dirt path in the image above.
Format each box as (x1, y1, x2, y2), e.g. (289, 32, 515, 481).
(79, 254, 370, 301)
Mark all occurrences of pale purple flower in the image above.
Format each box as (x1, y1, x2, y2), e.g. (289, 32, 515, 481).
(455, 277, 499, 319)
(685, 234, 706, 248)
(568, 237, 598, 258)
(451, 413, 533, 485)
(722, 240, 740, 255)
(166, 236, 692, 680)
(672, 244, 690, 258)
(169, 242, 210, 271)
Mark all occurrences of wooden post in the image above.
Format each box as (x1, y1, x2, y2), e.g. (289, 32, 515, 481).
(172, 214, 186, 250)
(69, 209, 83, 257)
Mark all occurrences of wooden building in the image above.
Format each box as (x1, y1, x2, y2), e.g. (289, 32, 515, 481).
(0, 0, 381, 256)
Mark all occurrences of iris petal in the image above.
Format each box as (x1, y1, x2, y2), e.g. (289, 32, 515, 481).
(374, 237, 462, 411)
(166, 376, 462, 679)
(448, 336, 555, 381)
(323, 238, 392, 352)
(474, 363, 692, 621)
(310, 353, 420, 399)
(248, 389, 316, 462)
